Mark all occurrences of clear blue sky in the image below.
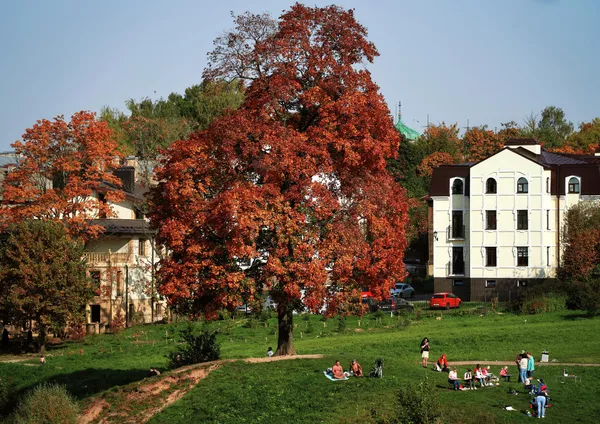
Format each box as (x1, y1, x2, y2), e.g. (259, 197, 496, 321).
(1, 0, 599, 150)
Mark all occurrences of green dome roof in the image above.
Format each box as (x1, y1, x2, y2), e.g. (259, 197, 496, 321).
(395, 117, 420, 141)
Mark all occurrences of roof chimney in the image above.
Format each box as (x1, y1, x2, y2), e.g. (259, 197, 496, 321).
(504, 138, 541, 155)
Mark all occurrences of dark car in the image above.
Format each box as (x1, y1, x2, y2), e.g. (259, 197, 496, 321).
(429, 293, 461, 310)
(363, 297, 414, 313)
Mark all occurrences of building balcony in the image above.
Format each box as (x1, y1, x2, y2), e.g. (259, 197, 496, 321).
(447, 261, 465, 276)
(84, 252, 132, 264)
(447, 225, 465, 240)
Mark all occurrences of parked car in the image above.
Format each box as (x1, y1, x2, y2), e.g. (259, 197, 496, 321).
(361, 288, 374, 299)
(362, 297, 414, 313)
(429, 293, 461, 310)
(390, 283, 414, 298)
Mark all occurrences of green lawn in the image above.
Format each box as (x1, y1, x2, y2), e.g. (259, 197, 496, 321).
(2, 308, 600, 423)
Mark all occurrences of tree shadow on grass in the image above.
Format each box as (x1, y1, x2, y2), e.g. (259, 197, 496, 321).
(560, 312, 596, 320)
(1, 368, 149, 418)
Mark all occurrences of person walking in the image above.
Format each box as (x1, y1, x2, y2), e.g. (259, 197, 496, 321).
(420, 337, 430, 368)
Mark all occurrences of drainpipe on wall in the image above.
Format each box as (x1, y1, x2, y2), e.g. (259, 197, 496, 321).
(125, 264, 130, 327)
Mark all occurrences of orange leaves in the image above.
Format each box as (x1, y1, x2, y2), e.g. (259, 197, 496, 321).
(150, 4, 409, 321)
(418, 152, 456, 177)
(1, 111, 123, 240)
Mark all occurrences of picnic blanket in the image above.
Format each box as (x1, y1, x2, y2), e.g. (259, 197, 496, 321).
(323, 371, 348, 381)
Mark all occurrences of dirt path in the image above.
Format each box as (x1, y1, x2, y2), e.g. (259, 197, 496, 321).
(77, 354, 324, 424)
(450, 361, 600, 367)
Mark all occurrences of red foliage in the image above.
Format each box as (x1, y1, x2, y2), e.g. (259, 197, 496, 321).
(463, 127, 503, 162)
(418, 152, 455, 177)
(0, 111, 124, 240)
(150, 5, 409, 352)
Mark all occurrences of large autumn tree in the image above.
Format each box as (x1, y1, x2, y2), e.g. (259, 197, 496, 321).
(0, 220, 93, 345)
(558, 202, 600, 315)
(0, 111, 124, 240)
(150, 5, 409, 355)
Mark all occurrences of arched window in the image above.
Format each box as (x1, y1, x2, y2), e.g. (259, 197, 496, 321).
(568, 177, 580, 194)
(452, 179, 464, 195)
(546, 177, 550, 193)
(486, 178, 497, 194)
(517, 177, 528, 193)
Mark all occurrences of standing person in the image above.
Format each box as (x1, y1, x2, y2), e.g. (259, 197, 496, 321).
(515, 352, 523, 382)
(527, 352, 535, 378)
(536, 384, 548, 418)
(448, 367, 460, 390)
(420, 337, 430, 368)
(519, 354, 529, 384)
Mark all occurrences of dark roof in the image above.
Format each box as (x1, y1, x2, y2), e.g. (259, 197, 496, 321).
(540, 151, 588, 165)
(90, 219, 155, 235)
(504, 138, 539, 146)
(429, 145, 600, 196)
(429, 166, 470, 196)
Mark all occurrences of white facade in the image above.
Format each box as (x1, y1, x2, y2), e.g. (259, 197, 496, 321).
(429, 140, 595, 300)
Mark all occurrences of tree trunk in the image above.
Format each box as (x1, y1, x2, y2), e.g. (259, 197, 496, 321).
(275, 304, 296, 356)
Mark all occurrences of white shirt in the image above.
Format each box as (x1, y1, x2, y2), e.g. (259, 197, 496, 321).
(449, 370, 457, 380)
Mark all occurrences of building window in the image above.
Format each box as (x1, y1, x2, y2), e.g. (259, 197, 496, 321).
(546, 210, 550, 230)
(568, 177, 580, 193)
(451, 211, 464, 238)
(486, 210, 497, 230)
(139, 239, 146, 256)
(517, 247, 528, 267)
(453, 280, 464, 286)
(485, 280, 497, 288)
(546, 177, 550, 193)
(116, 271, 123, 297)
(98, 192, 107, 219)
(485, 247, 497, 267)
(90, 271, 101, 288)
(517, 210, 528, 230)
(155, 303, 162, 317)
(134, 208, 144, 220)
(486, 178, 497, 194)
(452, 179, 464, 195)
(452, 247, 464, 275)
(547, 246, 550, 266)
(517, 177, 528, 193)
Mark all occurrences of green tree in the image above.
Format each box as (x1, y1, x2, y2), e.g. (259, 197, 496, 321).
(524, 106, 574, 149)
(0, 221, 93, 345)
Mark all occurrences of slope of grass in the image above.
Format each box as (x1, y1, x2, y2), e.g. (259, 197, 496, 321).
(1, 308, 599, 422)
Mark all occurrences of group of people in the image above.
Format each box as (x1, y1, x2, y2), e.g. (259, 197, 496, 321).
(328, 359, 363, 379)
(515, 351, 535, 382)
(421, 338, 550, 417)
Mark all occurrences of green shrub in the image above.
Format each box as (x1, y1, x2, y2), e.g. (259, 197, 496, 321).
(565, 277, 600, 316)
(12, 383, 78, 424)
(304, 320, 314, 334)
(372, 309, 385, 319)
(376, 374, 442, 424)
(167, 324, 220, 368)
(243, 318, 257, 328)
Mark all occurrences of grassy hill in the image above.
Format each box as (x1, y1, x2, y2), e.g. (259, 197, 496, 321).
(1, 308, 599, 423)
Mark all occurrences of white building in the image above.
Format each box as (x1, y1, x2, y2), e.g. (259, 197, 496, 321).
(427, 139, 600, 301)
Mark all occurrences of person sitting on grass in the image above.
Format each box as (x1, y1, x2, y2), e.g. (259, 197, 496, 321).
(436, 354, 449, 372)
(350, 359, 363, 377)
(448, 367, 460, 390)
(464, 368, 475, 390)
(500, 366, 511, 382)
(332, 360, 345, 379)
(475, 365, 486, 387)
